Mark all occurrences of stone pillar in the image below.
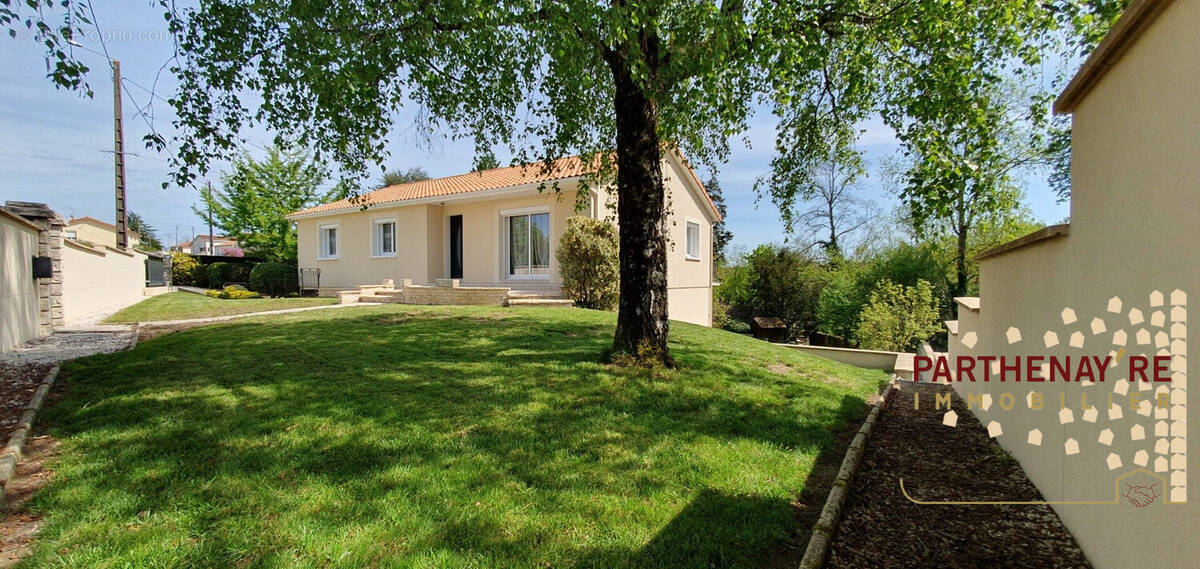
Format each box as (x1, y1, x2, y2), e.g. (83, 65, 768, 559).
(5, 201, 65, 334)
(32, 216, 65, 333)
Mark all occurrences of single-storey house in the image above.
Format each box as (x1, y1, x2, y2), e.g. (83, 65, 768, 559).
(287, 150, 721, 326)
(65, 216, 141, 249)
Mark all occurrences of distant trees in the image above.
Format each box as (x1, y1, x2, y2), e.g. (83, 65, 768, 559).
(378, 167, 430, 189)
(127, 211, 164, 252)
(704, 177, 733, 263)
(197, 147, 337, 262)
(794, 153, 875, 261)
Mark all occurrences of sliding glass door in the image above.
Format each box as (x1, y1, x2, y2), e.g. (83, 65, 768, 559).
(507, 212, 550, 278)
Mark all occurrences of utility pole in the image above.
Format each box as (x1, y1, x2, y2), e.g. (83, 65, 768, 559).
(113, 59, 128, 250)
(206, 182, 215, 255)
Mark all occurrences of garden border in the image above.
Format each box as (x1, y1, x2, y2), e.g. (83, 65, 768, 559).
(0, 364, 60, 504)
(798, 375, 898, 569)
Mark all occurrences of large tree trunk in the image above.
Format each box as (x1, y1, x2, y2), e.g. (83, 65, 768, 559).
(606, 54, 673, 367)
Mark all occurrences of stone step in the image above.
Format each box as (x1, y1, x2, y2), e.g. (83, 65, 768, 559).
(505, 298, 576, 307)
(506, 291, 565, 299)
(358, 294, 406, 303)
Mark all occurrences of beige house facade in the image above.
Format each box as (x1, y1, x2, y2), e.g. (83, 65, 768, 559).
(65, 216, 141, 249)
(945, 1, 1198, 567)
(289, 151, 721, 326)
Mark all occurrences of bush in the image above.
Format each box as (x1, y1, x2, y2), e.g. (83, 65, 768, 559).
(170, 252, 205, 287)
(206, 262, 250, 288)
(856, 279, 942, 352)
(249, 262, 298, 296)
(712, 297, 733, 329)
(722, 320, 751, 334)
(556, 217, 619, 310)
(744, 245, 829, 338)
(205, 285, 262, 299)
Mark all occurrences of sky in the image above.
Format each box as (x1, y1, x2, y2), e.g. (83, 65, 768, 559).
(0, 2, 1069, 252)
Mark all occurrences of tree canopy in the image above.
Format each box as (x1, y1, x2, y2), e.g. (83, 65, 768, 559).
(5, 0, 1131, 364)
(377, 167, 430, 189)
(196, 147, 336, 262)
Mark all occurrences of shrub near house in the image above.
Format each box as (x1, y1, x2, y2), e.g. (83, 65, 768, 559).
(557, 217, 619, 310)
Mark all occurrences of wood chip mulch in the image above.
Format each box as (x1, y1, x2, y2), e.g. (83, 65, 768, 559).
(0, 362, 51, 446)
(827, 382, 1093, 569)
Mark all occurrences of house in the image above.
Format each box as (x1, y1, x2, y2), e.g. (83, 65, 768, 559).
(287, 151, 721, 326)
(65, 216, 141, 249)
(944, 1, 1197, 567)
(171, 234, 241, 256)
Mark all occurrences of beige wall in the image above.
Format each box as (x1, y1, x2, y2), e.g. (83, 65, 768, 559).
(662, 154, 715, 326)
(1, 212, 41, 352)
(60, 240, 148, 324)
(781, 344, 901, 371)
(439, 186, 586, 286)
(948, 2, 1200, 566)
(293, 155, 716, 326)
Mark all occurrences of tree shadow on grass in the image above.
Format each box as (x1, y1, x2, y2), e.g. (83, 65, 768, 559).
(28, 308, 881, 567)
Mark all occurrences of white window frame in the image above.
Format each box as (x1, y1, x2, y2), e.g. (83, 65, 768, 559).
(318, 223, 339, 260)
(370, 217, 398, 258)
(500, 206, 552, 281)
(685, 219, 702, 261)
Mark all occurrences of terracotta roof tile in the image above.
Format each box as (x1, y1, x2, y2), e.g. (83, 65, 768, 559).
(289, 152, 722, 221)
(290, 156, 594, 217)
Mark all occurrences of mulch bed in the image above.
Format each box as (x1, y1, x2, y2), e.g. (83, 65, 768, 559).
(827, 382, 1092, 569)
(0, 362, 51, 446)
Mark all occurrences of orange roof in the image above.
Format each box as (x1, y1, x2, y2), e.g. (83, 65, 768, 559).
(290, 156, 595, 217)
(290, 152, 722, 221)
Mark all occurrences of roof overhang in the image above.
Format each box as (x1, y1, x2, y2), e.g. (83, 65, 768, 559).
(1054, 0, 1172, 114)
(286, 178, 587, 221)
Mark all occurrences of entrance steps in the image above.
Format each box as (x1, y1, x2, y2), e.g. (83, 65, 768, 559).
(504, 291, 575, 307)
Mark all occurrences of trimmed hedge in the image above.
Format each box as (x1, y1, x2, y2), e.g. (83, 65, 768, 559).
(171, 252, 205, 287)
(249, 262, 298, 296)
(206, 262, 250, 288)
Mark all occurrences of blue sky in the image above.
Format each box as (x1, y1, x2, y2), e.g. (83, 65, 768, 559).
(0, 2, 1069, 251)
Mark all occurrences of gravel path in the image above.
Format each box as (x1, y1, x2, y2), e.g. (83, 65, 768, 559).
(0, 329, 135, 367)
(826, 382, 1092, 569)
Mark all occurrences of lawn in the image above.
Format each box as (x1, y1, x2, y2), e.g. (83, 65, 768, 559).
(105, 291, 337, 323)
(25, 305, 887, 568)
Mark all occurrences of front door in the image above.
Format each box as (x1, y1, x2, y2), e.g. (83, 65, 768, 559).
(449, 215, 463, 279)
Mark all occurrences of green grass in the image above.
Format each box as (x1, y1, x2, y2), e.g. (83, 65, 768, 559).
(105, 292, 337, 323)
(27, 305, 887, 568)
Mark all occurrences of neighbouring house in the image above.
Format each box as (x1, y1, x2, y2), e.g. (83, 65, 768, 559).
(944, 1, 1196, 567)
(65, 216, 141, 249)
(287, 150, 721, 326)
(171, 234, 241, 256)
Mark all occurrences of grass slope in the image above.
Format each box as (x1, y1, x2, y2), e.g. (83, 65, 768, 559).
(27, 305, 887, 568)
(105, 292, 337, 323)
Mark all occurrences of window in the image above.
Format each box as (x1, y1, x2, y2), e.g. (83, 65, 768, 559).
(685, 221, 702, 260)
(372, 219, 396, 257)
(318, 224, 338, 259)
(505, 210, 550, 278)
